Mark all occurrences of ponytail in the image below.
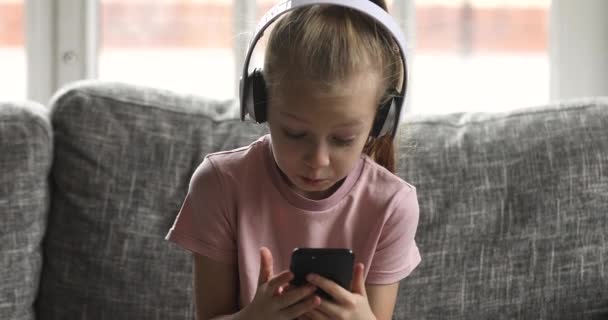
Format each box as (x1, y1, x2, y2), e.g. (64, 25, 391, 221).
(363, 134, 396, 173)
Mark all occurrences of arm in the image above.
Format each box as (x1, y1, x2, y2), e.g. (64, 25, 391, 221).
(365, 187, 419, 319)
(366, 282, 400, 320)
(193, 253, 242, 320)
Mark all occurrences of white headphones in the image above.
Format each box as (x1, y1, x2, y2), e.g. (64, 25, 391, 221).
(239, 0, 408, 139)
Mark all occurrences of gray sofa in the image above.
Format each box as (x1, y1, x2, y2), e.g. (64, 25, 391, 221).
(1, 80, 607, 320)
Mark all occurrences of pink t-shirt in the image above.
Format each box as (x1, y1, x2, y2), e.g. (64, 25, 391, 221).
(166, 135, 421, 307)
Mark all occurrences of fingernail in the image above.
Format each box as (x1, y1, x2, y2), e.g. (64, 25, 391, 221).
(306, 274, 316, 282)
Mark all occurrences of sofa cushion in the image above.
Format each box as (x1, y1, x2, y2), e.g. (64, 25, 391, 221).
(0, 102, 52, 320)
(36, 80, 267, 320)
(395, 98, 608, 319)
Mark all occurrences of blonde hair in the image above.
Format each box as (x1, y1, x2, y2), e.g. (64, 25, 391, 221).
(263, 1, 405, 173)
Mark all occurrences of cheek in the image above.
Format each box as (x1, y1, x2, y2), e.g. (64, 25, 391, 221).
(276, 146, 296, 164)
(339, 151, 362, 170)
(270, 136, 298, 166)
(269, 125, 303, 154)
(329, 145, 364, 172)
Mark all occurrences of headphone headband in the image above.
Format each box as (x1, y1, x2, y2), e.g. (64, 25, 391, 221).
(239, 0, 409, 138)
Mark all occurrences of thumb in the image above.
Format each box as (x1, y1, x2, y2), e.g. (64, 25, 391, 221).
(257, 246, 274, 286)
(351, 263, 367, 296)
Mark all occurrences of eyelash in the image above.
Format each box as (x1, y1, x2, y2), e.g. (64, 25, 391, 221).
(333, 138, 355, 146)
(282, 129, 355, 147)
(283, 130, 306, 140)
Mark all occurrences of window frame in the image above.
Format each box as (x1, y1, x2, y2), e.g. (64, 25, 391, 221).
(26, 0, 98, 104)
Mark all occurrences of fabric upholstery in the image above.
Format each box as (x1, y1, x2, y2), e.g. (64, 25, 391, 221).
(33, 79, 608, 319)
(0, 101, 52, 320)
(35, 81, 267, 320)
(395, 99, 608, 319)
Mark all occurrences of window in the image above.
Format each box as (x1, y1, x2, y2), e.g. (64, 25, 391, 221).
(99, 0, 236, 100)
(10, 0, 556, 115)
(98, 0, 402, 101)
(412, 0, 550, 113)
(0, 0, 26, 101)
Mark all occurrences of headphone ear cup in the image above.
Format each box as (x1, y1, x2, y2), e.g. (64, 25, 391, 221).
(251, 69, 268, 123)
(240, 74, 253, 121)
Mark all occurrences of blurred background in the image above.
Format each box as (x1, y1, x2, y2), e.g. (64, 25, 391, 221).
(1, 0, 607, 114)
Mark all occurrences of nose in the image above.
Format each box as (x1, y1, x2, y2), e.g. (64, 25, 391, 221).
(304, 141, 330, 169)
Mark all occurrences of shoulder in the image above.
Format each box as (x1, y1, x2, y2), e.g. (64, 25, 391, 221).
(190, 135, 269, 189)
(196, 135, 268, 173)
(355, 155, 419, 221)
(206, 135, 268, 168)
(359, 155, 416, 199)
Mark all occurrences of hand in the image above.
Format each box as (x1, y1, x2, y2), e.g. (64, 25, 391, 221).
(299, 263, 376, 320)
(240, 247, 321, 320)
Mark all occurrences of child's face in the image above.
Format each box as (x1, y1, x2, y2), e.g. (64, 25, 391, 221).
(267, 71, 381, 200)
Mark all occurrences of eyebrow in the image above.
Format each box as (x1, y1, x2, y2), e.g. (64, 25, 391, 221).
(279, 111, 365, 128)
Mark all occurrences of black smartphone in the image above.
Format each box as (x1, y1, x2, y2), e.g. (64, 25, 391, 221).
(289, 248, 355, 300)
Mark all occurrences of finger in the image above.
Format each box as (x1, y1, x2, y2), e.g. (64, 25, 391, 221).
(275, 282, 295, 296)
(351, 262, 367, 296)
(274, 282, 294, 296)
(306, 274, 350, 304)
(315, 297, 344, 319)
(267, 270, 294, 291)
(275, 282, 296, 296)
(281, 283, 295, 292)
(305, 308, 330, 320)
(282, 294, 321, 319)
(277, 284, 317, 308)
(257, 247, 274, 285)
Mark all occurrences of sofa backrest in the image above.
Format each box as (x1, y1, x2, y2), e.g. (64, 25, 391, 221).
(0, 101, 52, 320)
(396, 100, 608, 319)
(36, 80, 267, 319)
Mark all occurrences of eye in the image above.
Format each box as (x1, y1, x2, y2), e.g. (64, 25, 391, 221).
(332, 137, 355, 147)
(283, 128, 306, 140)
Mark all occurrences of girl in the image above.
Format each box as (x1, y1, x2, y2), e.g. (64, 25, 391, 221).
(166, 0, 421, 319)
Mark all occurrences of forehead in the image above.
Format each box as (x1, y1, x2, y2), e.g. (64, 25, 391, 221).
(274, 70, 381, 97)
(270, 72, 381, 120)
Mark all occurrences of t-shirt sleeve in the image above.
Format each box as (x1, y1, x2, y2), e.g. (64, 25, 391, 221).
(366, 186, 421, 284)
(165, 157, 237, 264)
